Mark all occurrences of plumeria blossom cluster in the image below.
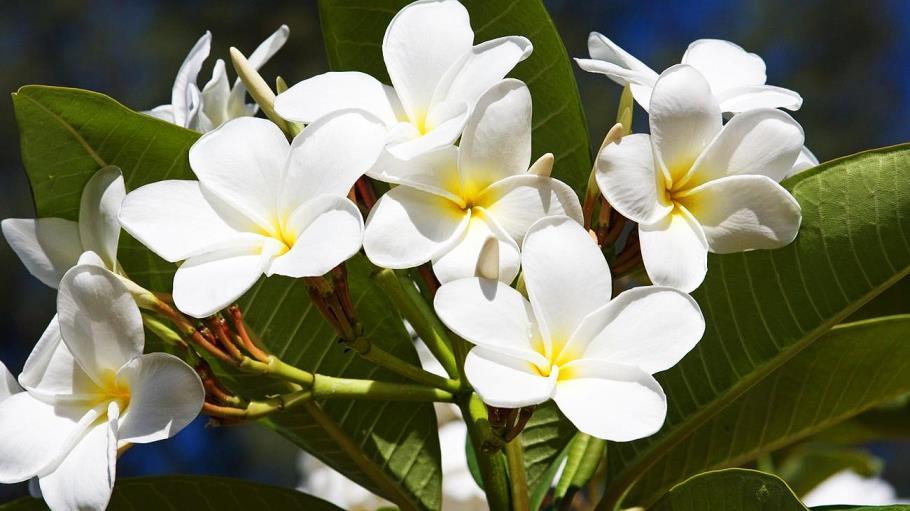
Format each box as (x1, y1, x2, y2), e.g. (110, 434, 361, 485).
(1, 0, 813, 509)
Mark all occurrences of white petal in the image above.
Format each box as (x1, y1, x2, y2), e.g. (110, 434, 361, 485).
(268, 196, 364, 278)
(572, 287, 704, 373)
(282, 110, 387, 214)
(171, 32, 211, 128)
(39, 416, 116, 511)
(574, 57, 655, 111)
(458, 79, 532, 189)
(275, 71, 399, 125)
(229, 25, 290, 116)
(363, 186, 468, 269)
(595, 133, 671, 225)
(479, 174, 583, 243)
(2, 218, 81, 288)
(680, 175, 801, 253)
(649, 65, 722, 183)
(576, 32, 658, 109)
(433, 277, 543, 361)
(119, 180, 255, 263)
(145, 104, 175, 123)
(432, 214, 520, 284)
(717, 84, 803, 113)
(554, 359, 666, 441)
(432, 36, 533, 109)
(200, 59, 232, 128)
(521, 216, 612, 346)
(788, 145, 819, 176)
(0, 361, 18, 400)
(172, 240, 274, 318)
(0, 393, 87, 483)
(369, 145, 463, 202)
(685, 108, 804, 187)
(385, 100, 468, 160)
(19, 317, 98, 400)
(465, 347, 555, 408)
(78, 166, 125, 271)
(189, 117, 288, 232)
(117, 353, 203, 444)
(57, 265, 144, 382)
(639, 208, 708, 293)
(681, 39, 766, 93)
(383, 0, 473, 120)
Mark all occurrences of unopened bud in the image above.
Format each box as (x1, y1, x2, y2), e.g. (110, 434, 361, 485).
(475, 236, 500, 281)
(528, 152, 554, 177)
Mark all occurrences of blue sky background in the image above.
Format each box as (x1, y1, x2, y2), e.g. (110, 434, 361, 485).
(0, 0, 908, 504)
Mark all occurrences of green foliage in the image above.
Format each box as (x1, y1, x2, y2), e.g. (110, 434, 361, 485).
(520, 402, 576, 510)
(601, 144, 910, 509)
(11, 86, 442, 511)
(649, 469, 806, 511)
(553, 433, 606, 507)
(317, 0, 592, 194)
(0, 476, 343, 511)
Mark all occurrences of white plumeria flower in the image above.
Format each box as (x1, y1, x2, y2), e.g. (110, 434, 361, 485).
(2, 166, 124, 288)
(802, 470, 908, 507)
(0, 263, 204, 511)
(576, 34, 818, 175)
(576, 34, 801, 115)
(434, 216, 705, 441)
(275, 0, 532, 161)
(363, 79, 582, 284)
(119, 113, 385, 318)
(0, 361, 16, 401)
(146, 26, 289, 132)
(597, 65, 803, 292)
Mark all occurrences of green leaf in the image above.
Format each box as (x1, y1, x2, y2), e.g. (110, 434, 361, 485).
(12, 86, 442, 511)
(649, 469, 807, 511)
(317, 0, 592, 194)
(812, 399, 910, 445)
(600, 144, 910, 509)
(777, 445, 881, 496)
(609, 314, 910, 507)
(0, 476, 343, 510)
(553, 433, 606, 506)
(12, 85, 199, 291)
(521, 401, 576, 510)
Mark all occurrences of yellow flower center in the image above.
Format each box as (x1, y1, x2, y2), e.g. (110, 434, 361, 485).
(96, 370, 131, 412)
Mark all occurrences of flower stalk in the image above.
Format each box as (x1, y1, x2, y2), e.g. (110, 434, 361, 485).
(229, 47, 300, 138)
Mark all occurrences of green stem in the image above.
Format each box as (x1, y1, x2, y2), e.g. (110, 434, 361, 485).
(142, 314, 185, 347)
(205, 389, 312, 420)
(312, 374, 455, 402)
(303, 400, 417, 511)
(238, 356, 315, 387)
(461, 393, 510, 511)
(351, 337, 462, 393)
(505, 437, 529, 511)
(374, 269, 460, 379)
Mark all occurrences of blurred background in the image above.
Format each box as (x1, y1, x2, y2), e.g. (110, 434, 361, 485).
(0, 0, 908, 505)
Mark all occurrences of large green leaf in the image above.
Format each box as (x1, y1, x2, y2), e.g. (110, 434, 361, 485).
(12, 85, 199, 290)
(12, 86, 442, 511)
(612, 315, 910, 505)
(0, 476, 342, 510)
(600, 145, 910, 509)
(650, 469, 807, 511)
(520, 402, 576, 510)
(317, 0, 592, 194)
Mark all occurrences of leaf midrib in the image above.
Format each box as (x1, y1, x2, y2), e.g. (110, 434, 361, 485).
(599, 263, 910, 510)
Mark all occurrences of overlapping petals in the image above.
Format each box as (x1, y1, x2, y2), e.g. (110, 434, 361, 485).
(363, 79, 581, 283)
(2, 166, 125, 288)
(0, 265, 203, 511)
(120, 113, 384, 317)
(597, 65, 803, 292)
(275, 0, 532, 161)
(147, 26, 289, 132)
(435, 216, 704, 440)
